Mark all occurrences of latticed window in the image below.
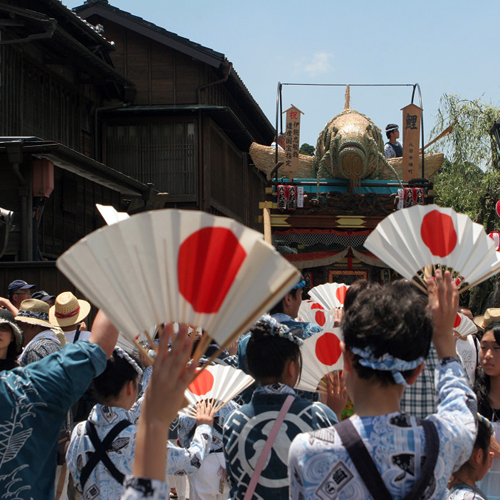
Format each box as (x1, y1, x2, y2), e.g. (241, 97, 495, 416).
(105, 121, 196, 195)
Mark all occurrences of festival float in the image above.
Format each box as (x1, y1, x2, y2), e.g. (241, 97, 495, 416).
(250, 83, 446, 289)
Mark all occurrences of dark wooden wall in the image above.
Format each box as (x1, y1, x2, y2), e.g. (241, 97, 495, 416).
(204, 117, 265, 228)
(0, 44, 98, 154)
(38, 167, 122, 259)
(103, 117, 197, 200)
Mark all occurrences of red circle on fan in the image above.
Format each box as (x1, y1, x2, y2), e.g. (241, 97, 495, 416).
(314, 310, 326, 326)
(188, 369, 215, 396)
(178, 227, 247, 313)
(315, 332, 342, 365)
(453, 314, 461, 328)
(311, 303, 324, 310)
(335, 285, 348, 304)
(420, 210, 457, 257)
(496, 201, 500, 218)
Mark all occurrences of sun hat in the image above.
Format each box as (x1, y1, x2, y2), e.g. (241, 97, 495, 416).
(15, 299, 54, 329)
(8, 279, 35, 300)
(0, 309, 24, 354)
(49, 292, 91, 328)
(473, 308, 500, 330)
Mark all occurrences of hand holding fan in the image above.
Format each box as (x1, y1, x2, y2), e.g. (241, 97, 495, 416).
(181, 364, 254, 416)
(57, 209, 300, 368)
(308, 282, 350, 313)
(364, 204, 500, 293)
(453, 312, 477, 339)
(296, 328, 344, 393)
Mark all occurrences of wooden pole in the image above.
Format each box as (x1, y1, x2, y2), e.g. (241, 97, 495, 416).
(263, 207, 272, 244)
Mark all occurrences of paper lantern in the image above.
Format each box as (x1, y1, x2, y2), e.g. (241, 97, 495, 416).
(364, 204, 500, 292)
(57, 209, 300, 358)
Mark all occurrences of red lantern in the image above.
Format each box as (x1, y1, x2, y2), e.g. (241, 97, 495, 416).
(488, 231, 500, 251)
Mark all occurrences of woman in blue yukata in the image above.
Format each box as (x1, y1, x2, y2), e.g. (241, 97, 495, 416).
(222, 315, 345, 500)
(66, 346, 215, 500)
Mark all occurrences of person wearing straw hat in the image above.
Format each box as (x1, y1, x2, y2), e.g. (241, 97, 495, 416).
(0, 308, 23, 371)
(49, 292, 91, 344)
(16, 298, 62, 366)
(0, 308, 119, 500)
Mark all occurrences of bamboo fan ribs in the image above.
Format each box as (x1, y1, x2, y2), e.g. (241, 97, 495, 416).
(364, 204, 500, 293)
(296, 328, 344, 393)
(181, 365, 254, 416)
(308, 282, 350, 313)
(56, 209, 301, 370)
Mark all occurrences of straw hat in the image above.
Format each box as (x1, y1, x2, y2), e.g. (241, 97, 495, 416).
(49, 292, 91, 328)
(473, 308, 500, 330)
(0, 309, 24, 354)
(15, 299, 54, 329)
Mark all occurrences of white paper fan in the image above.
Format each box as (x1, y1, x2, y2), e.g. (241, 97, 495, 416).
(57, 209, 300, 360)
(181, 364, 254, 416)
(296, 328, 344, 393)
(96, 204, 130, 225)
(116, 325, 159, 356)
(364, 204, 500, 292)
(298, 300, 336, 330)
(308, 283, 350, 311)
(453, 312, 477, 338)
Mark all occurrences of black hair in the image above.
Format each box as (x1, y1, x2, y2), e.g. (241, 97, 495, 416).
(458, 416, 492, 475)
(92, 349, 141, 403)
(475, 323, 500, 417)
(341, 281, 432, 386)
(385, 124, 398, 140)
(0, 336, 19, 371)
(343, 280, 381, 312)
(269, 287, 302, 316)
(246, 322, 301, 382)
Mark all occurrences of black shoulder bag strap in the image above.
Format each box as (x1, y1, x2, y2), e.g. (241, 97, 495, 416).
(80, 419, 132, 489)
(336, 418, 439, 500)
(73, 324, 81, 343)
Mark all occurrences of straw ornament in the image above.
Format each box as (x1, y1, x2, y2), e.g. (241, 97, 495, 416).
(364, 204, 500, 293)
(56, 209, 300, 371)
(180, 364, 254, 416)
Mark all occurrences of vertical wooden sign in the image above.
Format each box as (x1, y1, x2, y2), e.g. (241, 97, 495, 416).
(401, 103, 422, 182)
(283, 105, 304, 180)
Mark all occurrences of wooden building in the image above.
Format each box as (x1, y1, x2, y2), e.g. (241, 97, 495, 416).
(0, 0, 152, 297)
(75, 0, 274, 226)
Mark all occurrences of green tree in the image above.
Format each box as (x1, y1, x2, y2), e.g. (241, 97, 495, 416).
(429, 94, 500, 313)
(299, 143, 315, 156)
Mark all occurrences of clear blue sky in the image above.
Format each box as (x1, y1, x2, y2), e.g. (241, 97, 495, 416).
(66, 0, 500, 148)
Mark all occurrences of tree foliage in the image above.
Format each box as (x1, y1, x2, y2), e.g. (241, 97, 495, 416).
(299, 143, 315, 156)
(429, 94, 500, 313)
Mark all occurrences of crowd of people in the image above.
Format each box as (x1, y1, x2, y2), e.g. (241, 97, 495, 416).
(0, 273, 499, 500)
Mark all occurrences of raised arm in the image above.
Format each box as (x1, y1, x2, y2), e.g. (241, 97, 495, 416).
(88, 309, 119, 358)
(426, 270, 459, 360)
